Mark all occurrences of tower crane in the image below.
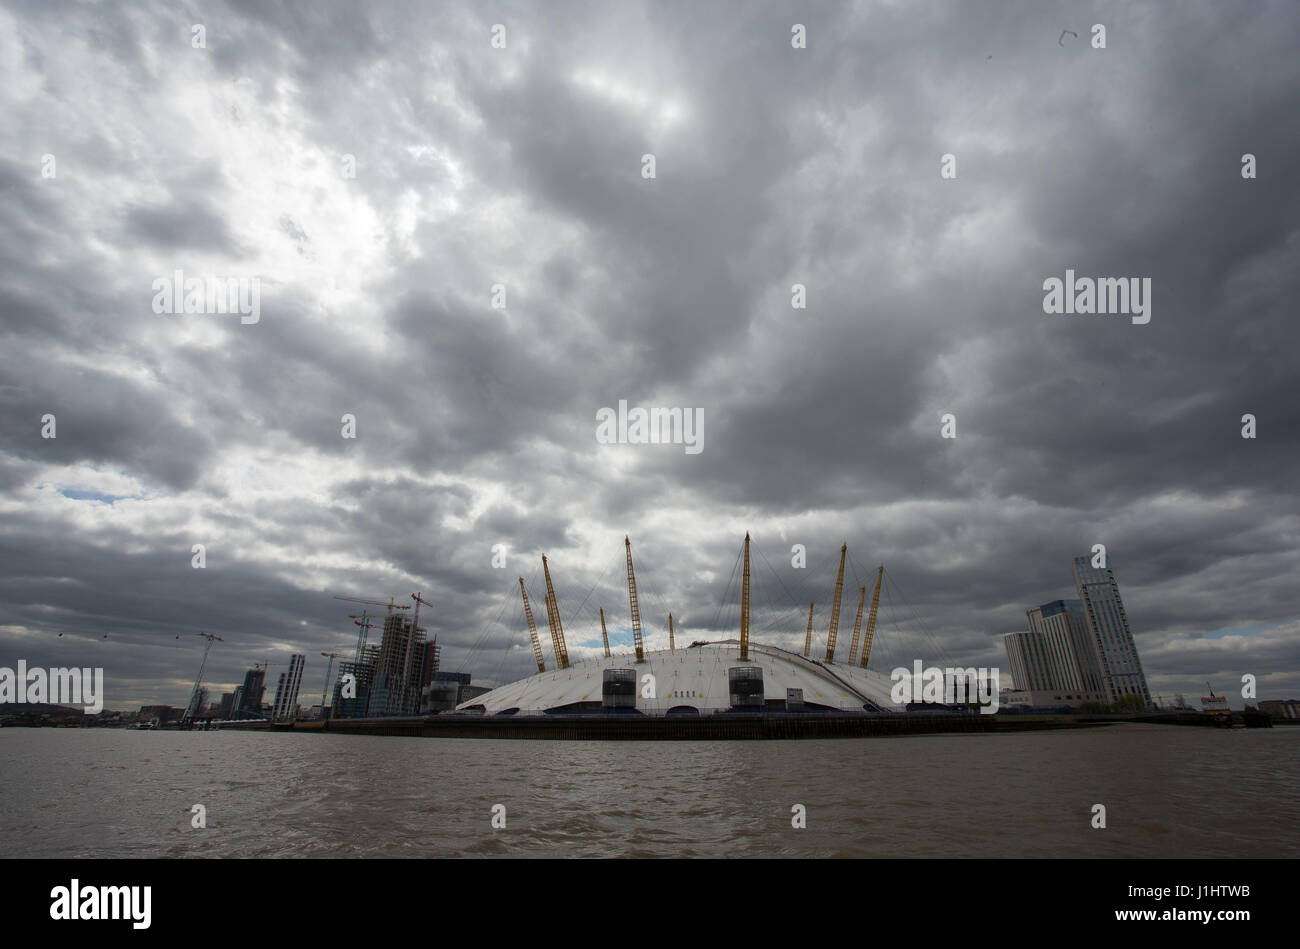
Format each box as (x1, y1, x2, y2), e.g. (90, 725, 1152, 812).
(182, 632, 223, 725)
(332, 594, 410, 618)
(319, 649, 351, 715)
(348, 613, 377, 664)
(404, 592, 435, 714)
(427, 633, 440, 681)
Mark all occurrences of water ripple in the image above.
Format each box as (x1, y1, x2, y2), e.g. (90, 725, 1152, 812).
(1, 725, 1297, 858)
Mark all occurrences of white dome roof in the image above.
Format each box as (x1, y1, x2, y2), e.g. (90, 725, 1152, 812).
(457, 640, 901, 715)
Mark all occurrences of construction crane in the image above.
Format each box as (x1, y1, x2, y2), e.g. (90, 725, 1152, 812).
(599, 607, 611, 658)
(803, 602, 815, 657)
(404, 592, 435, 713)
(668, 613, 676, 650)
(541, 555, 571, 670)
(519, 578, 547, 673)
(739, 533, 751, 661)
(824, 544, 847, 663)
(348, 613, 377, 664)
(846, 586, 867, 664)
(427, 633, 441, 681)
(182, 632, 223, 725)
(335, 595, 410, 684)
(625, 537, 646, 663)
(332, 594, 410, 617)
(319, 650, 350, 715)
(859, 565, 884, 668)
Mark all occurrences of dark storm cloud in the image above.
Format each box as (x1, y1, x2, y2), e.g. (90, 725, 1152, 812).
(122, 197, 242, 254)
(1, 0, 1297, 710)
(0, 367, 215, 490)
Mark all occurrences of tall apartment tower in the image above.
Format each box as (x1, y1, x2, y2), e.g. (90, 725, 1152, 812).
(1002, 631, 1059, 692)
(272, 653, 306, 721)
(1026, 599, 1106, 702)
(1073, 556, 1151, 706)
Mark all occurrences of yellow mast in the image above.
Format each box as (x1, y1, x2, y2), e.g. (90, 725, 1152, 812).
(740, 533, 751, 661)
(803, 602, 814, 657)
(519, 578, 546, 673)
(668, 613, 675, 650)
(823, 544, 847, 662)
(541, 555, 570, 670)
(859, 565, 884, 669)
(599, 607, 611, 658)
(625, 537, 645, 662)
(846, 586, 867, 665)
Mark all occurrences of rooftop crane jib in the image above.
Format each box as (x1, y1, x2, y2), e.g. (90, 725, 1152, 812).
(541, 556, 570, 670)
(824, 544, 847, 663)
(859, 565, 884, 669)
(625, 537, 646, 663)
(519, 578, 547, 673)
(739, 533, 751, 662)
(332, 594, 411, 617)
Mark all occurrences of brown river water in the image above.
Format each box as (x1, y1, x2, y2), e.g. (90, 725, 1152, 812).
(2, 723, 1296, 858)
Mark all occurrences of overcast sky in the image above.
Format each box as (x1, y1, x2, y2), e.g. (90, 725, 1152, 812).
(2, 0, 1297, 711)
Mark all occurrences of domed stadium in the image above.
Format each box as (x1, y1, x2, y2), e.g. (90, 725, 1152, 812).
(456, 534, 907, 718)
(457, 639, 900, 716)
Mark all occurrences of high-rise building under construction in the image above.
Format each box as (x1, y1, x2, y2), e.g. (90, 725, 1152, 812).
(333, 643, 380, 717)
(238, 666, 266, 717)
(367, 614, 432, 716)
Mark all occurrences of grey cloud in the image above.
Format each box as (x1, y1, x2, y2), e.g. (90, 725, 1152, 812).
(2, 0, 1298, 709)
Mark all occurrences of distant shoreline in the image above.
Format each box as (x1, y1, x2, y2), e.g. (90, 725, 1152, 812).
(179, 709, 1282, 741)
